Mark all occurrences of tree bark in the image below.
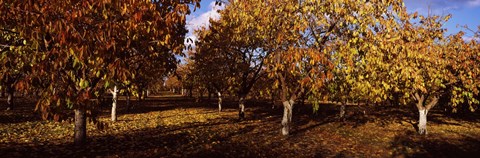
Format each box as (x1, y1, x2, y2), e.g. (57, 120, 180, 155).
(143, 89, 146, 99)
(271, 92, 276, 109)
(137, 91, 143, 108)
(111, 86, 118, 122)
(238, 95, 246, 119)
(188, 88, 193, 97)
(281, 100, 294, 135)
(217, 92, 222, 112)
(414, 93, 439, 135)
(74, 108, 87, 146)
(199, 89, 204, 101)
(6, 86, 14, 110)
(339, 102, 346, 119)
(418, 107, 428, 135)
(300, 92, 306, 106)
(126, 91, 131, 111)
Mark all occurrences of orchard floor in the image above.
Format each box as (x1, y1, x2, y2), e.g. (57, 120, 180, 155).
(1, 92, 480, 158)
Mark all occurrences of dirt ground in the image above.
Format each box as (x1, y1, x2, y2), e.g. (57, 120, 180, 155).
(1, 92, 480, 158)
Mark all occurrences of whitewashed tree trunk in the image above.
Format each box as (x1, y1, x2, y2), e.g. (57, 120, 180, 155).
(281, 100, 294, 135)
(238, 96, 246, 119)
(413, 93, 438, 135)
(111, 86, 118, 122)
(146, 90, 149, 97)
(418, 108, 428, 135)
(217, 92, 222, 112)
(339, 103, 346, 118)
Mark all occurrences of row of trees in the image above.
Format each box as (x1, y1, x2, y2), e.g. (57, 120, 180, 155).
(180, 0, 479, 135)
(0, 0, 200, 145)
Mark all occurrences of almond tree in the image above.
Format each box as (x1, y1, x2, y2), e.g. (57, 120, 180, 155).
(192, 26, 238, 112)
(195, 0, 408, 135)
(0, 25, 31, 110)
(262, 0, 407, 135)
(0, 0, 199, 145)
(194, 1, 270, 119)
(314, 0, 411, 119)
(444, 31, 480, 113)
(352, 11, 455, 135)
(175, 64, 196, 97)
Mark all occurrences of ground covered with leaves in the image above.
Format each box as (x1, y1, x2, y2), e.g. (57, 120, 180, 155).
(1, 94, 480, 157)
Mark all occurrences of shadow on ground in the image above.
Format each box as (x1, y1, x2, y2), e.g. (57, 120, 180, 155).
(0, 125, 260, 158)
(390, 130, 480, 158)
(1, 92, 480, 157)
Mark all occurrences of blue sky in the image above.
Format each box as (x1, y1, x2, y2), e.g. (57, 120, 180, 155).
(404, 0, 480, 40)
(185, 0, 480, 45)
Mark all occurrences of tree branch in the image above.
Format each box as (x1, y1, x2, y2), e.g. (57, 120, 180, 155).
(426, 96, 439, 110)
(414, 92, 425, 110)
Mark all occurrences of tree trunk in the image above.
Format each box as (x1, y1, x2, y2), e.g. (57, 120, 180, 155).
(217, 92, 222, 112)
(74, 108, 87, 146)
(137, 91, 143, 108)
(339, 102, 346, 119)
(418, 107, 428, 135)
(126, 91, 131, 111)
(300, 93, 306, 106)
(238, 95, 246, 119)
(281, 100, 294, 135)
(142, 89, 145, 98)
(199, 89, 204, 101)
(111, 86, 118, 122)
(188, 88, 193, 97)
(414, 93, 439, 135)
(6, 87, 14, 110)
(271, 92, 276, 109)
(146, 90, 149, 98)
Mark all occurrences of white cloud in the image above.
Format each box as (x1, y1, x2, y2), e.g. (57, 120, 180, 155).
(405, 0, 480, 14)
(184, 1, 225, 49)
(468, 0, 480, 7)
(187, 2, 224, 33)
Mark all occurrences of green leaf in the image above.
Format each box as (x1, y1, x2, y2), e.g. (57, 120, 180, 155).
(105, 81, 110, 88)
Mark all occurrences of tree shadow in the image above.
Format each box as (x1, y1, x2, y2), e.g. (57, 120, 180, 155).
(390, 131, 480, 157)
(0, 113, 38, 124)
(334, 105, 479, 130)
(0, 98, 41, 124)
(0, 121, 261, 157)
(102, 96, 199, 115)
